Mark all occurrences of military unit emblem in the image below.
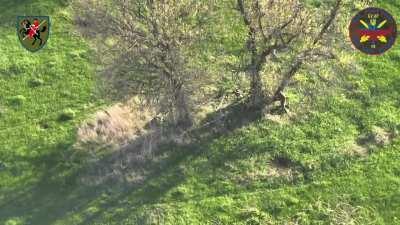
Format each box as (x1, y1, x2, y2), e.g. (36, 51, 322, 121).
(349, 8, 397, 55)
(15, 9, 395, 55)
(17, 16, 50, 52)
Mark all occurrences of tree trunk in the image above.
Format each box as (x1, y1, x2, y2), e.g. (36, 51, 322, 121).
(272, 91, 288, 113)
(172, 84, 193, 129)
(271, 60, 302, 113)
(248, 66, 264, 108)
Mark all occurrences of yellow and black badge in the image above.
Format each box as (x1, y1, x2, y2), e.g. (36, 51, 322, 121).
(17, 16, 50, 52)
(349, 8, 397, 55)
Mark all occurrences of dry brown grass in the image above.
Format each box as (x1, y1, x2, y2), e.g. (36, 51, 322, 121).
(370, 126, 392, 146)
(235, 156, 299, 186)
(264, 113, 292, 125)
(328, 203, 377, 225)
(76, 99, 155, 150)
(344, 142, 369, 157)
(266, 156, 297, 179)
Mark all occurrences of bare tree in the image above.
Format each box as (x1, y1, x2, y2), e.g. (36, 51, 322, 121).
(235, 0, 348, 110)
(75, 0, 210, 128)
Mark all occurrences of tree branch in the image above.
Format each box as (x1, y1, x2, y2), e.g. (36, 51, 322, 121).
(313, 0, 342, 45)
(272, 0, 342, 102)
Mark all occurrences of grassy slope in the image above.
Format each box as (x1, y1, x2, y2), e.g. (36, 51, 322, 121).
(0, 0, 101, 224)
(1, 0, 400, 224)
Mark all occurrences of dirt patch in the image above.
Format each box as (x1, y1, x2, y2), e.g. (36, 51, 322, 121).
(357, 126, 395, 148)
(234, 156, 300, 185)
(262, 102, 297, 125)
(265, 114, 286, 124)
(267, 156, 297, 179)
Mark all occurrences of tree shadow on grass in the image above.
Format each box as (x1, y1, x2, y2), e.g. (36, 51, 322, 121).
(0, 102, 266, 225)
(188, 102, 265, 141)
(71, 101, 268, 224)
(0, 135, 200, 224)
(0, 142, 100, 224)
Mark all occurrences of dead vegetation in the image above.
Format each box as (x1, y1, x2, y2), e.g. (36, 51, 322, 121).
(76, 99, 155, 151)
(344, 142, 369, 157)
(235, 155, 300, 185)
(370, 126, 392, 146)
(267, 156, 298, 179)
(264, 113, 293, 125)
(75, 98, 185, 187)
(355, 126, 396, 151)
(328, 203, 377, 225)
(344, 126, 397, 158)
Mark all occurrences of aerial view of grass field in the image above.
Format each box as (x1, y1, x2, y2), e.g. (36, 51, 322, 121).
(1, 0, 399, 224)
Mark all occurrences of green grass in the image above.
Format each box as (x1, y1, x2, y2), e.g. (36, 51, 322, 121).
(0, 0, 102, 222)
(1, 0, 400, 224)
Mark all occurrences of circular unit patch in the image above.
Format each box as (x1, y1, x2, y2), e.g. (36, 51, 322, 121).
(349, 7, 397, 55)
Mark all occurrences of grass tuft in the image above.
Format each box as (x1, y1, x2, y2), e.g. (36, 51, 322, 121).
(7, 95, 26, 106)
(28, 78, 45, 88)
(58, 108, 76, 121)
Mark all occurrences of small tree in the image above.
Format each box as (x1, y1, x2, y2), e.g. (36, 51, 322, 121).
(235, 0, 353, 110)
(75, 0, 210, 128)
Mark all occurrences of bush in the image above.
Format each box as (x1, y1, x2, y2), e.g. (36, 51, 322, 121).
(59, 108, 76, 121)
